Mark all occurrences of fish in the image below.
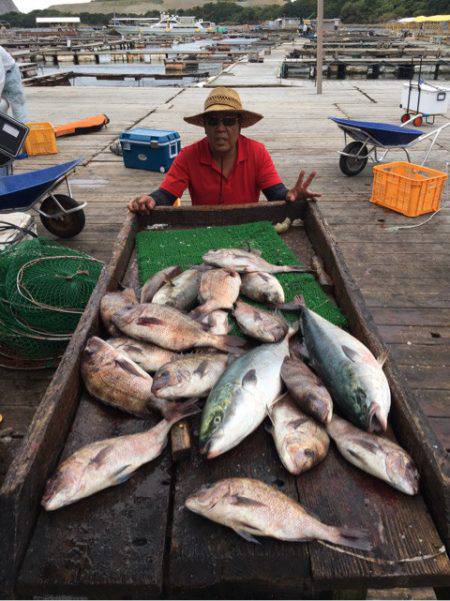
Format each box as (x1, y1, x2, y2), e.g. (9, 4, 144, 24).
(281, 357, 333, 424)
(196, 310, 231, 336)
(200, 331, 293, 458)
(100, 288, 137, 336)
(42, 400, 199, 511)
(152, 353, 229, 399)
(193, 268, 241, 316)
(267, 395, 329, 475)
(202, 248, 310, 274)
(152, 268, 202, 311)
(112, 303, 245, 353)
(288, 296, 390, 433)
(327, 415, 419, 495)
(233, 300, 288, 343)
(81, 336, 183, 419)
(106, 336, 180, 372)
(140, 265, 182, 303)
(185, 477, 371, 550)
(240, 272, 285, 305)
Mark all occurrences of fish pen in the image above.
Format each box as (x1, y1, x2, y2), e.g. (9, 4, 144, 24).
(0, 201, 449, 598)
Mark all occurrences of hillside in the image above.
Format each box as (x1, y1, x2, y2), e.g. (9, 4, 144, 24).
(0, 0, 17, 14)
(49, 0, 284, 14)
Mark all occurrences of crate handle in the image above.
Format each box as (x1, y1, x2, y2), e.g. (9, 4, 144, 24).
(169, 141, 178, 158)
(437, 92, 446, 101)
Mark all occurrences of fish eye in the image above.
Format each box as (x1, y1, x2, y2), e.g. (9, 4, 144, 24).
(213, 415, 221, 425)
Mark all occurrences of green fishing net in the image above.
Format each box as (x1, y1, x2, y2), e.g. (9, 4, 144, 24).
(136, 221, 346, 330)
(0, 237, 103, 367)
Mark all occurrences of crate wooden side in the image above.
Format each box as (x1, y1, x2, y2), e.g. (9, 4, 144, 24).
(304, 202, 450, 550)
(0, 213, 136, 597)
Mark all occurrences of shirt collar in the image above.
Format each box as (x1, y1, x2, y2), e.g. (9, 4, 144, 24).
(199, 134, 248, 166)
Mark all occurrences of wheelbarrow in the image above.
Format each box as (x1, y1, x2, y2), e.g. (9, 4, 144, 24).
(0, 158, 86, 238)
(329, 116, 450, 176)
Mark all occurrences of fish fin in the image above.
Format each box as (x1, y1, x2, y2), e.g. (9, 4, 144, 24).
(194, 360, 209, 378)
(368, 403, 387, 433)
(327, 527, 372, 552)
(341, 345, 364, 363)
(165, 398, 200, 423)
(243, 243, 262, 256)
(163, 275, 176, 287)
(115, 357, 146, 378)
(258, 272, 271, 282)
(228, 495, 266, 507)
(114, 466, 134, 485)
(137, 316, 165, 327)
(355, 438, 380, 454)
(123, 344, 143, 355)
(90, 444, 114, 467)
(234, 529, 261, 544)
(216, 335, 247, 353)
(265, 422, 274, 434)
(285, 265, 313, 274)
(242, 368, 257, 390)
(377, 349, 389, 367)
(288, 417, 309, 429)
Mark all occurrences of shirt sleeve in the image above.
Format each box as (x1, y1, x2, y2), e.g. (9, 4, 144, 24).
(159, 149, 190, 198)
(256, 144, 283, 190)
(0, 61, 6, 94)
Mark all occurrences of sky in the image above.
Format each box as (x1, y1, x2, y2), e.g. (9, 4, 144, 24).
(15, 0, 91, 12)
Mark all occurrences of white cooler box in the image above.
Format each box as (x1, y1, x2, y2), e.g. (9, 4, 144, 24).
(400, 82, 449, 116)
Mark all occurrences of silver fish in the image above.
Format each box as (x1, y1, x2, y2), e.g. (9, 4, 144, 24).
(100, 288, 137, 336)
(107, 336, 180, 372)
(202, 248, 310, 274)
(112, 303, 245, 353)
(186, 478, 371, 550)
(200, 331, 293, 458)
(233, 300, 288, 343)
(268, 395, 329, 475)
(293, 296, 390, 433)
(152, 353, 228, 399)
(281, 356, 333, 424)
(42, 400, 199, 511)
(241, 272, 285, 305)
(327, 415, 419, 495)
(196, 310, 231, 336)
(152, 268, 202, 311)
(81, 336, 180, 419)
(194, 269, 241, 315)
(140, 265, 182, 303)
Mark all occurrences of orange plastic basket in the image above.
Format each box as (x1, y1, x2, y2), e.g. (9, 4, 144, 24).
(370, 161, 447, 217)
(24, 122, 58, 156)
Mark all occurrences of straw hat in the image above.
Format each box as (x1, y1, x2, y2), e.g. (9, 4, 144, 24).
(184, 87, 263, 128)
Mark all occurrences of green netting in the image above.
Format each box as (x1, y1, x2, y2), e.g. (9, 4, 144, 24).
(136, 221, 346, 329)
(0, 237, 103, 366)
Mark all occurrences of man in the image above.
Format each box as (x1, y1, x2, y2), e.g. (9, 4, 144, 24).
(128, 87, 320, 214)
(0, 46, 27, 123)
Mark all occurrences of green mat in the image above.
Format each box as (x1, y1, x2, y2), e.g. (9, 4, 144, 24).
(136, 221, 346, 329)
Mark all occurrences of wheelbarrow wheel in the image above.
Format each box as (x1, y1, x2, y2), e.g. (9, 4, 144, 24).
(339, 142, 368, 176)
(40, 194, 86, 239)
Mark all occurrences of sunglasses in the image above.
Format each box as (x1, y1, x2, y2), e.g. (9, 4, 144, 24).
(204, 115, 240, 127)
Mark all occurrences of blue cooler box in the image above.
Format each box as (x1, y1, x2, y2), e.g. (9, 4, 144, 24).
(119, 128, 181, 173)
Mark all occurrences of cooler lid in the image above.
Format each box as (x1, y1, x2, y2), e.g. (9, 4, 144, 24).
(120, 128, 180, 143)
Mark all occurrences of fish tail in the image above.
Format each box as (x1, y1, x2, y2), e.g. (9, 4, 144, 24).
(190, 301, 216, 319)
(164, 398, 200, 423)
(325, 526, 372, 552)
(283, 266, 312, 274)
(214, 334, 247, 353)
(274, 295, 306, 312)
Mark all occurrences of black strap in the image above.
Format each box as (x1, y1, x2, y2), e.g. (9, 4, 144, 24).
(263, 183, 289, 201)
(150, 188, 177, 206)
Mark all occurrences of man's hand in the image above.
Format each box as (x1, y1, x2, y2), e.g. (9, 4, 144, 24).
(286, 170, 321, 203)
(128, 195, 155, 214)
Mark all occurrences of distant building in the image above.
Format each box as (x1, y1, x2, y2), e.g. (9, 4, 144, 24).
(0, 0, 18, 15)
(267, 17, 301, 30)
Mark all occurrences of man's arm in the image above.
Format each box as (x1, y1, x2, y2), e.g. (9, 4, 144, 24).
(262, 183, 289, 201)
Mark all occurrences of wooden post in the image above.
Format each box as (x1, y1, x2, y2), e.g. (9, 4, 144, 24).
(316, 0, 324, 94)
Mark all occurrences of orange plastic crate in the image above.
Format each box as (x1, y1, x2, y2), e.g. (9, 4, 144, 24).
(370, 161, 447, 217)
(24, 122, 58, 156)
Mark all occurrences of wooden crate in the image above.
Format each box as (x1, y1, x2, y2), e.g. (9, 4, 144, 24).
(1, 202, 449, 598)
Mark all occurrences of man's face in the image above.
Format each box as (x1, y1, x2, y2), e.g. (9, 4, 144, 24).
(203, 112, 241, 155)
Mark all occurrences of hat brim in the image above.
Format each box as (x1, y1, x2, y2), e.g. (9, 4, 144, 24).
(184, 106, 263, 128)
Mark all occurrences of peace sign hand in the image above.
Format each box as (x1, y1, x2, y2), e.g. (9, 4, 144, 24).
(286, 170, 322, 203)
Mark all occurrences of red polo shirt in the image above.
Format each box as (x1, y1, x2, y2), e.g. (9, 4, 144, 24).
(160, 134, 282, 205)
